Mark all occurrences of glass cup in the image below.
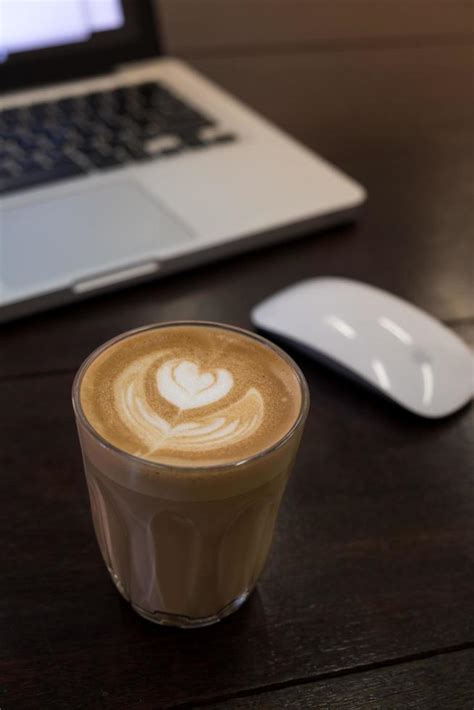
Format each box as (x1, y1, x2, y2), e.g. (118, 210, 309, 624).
(72, 322, 309, 628)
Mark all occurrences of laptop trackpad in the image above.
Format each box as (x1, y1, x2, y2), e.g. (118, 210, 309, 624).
(2, 180, 195, 291)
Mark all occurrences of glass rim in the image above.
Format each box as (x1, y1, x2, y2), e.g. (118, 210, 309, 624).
(72, 320, 310, 474)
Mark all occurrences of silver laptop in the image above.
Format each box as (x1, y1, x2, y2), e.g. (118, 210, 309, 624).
(0, 0, 366, 322)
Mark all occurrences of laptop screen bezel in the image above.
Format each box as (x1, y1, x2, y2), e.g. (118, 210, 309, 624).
(0, 0, 161, 93)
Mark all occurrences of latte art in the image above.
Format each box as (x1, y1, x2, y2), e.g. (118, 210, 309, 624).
(79, 324, 302, 466)
(116, 354, 264, 456)
(157, 360, 234, 410)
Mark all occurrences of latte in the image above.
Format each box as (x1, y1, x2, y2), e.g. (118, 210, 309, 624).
(73, 322, 308, 627)
(79, 323, 301, 466)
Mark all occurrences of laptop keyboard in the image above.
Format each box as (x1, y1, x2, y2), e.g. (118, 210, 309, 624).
(0, 81, 236, 195)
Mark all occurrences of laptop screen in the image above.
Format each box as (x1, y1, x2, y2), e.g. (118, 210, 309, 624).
(1, 1, 124, 60)
(0, 0, 159, 90)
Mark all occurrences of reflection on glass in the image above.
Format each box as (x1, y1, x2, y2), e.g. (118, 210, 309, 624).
(378, 316, 413, 345)
(371, 359, 391, 392)
(420, 362, 434, 406)
(324, 315, 356, 339)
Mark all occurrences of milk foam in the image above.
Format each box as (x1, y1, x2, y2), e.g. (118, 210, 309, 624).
(79, 324, 302, 466)
(116, 353, 264, 456)
(157, 359, 234, 410)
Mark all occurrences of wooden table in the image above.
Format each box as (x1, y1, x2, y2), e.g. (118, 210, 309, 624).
(2, 40, 474, 709)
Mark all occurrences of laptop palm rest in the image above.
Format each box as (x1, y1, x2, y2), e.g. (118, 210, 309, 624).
(1, 180, 195, 296)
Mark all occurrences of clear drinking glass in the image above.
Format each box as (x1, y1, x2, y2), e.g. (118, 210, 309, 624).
(72, 322, 309, 628)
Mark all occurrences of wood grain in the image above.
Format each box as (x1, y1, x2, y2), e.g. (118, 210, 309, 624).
(1, 323, 473, 708)
(206, 649, 474, 709)
(157, 0, 474, 55)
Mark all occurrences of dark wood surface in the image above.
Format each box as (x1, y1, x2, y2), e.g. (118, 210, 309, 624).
(1, 33, 474, 710)
(207, 650, 474, 709)
(159, 0, 474, 54)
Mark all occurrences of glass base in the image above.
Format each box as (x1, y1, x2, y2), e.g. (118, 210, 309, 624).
(131, 590, 251, 629)
(107, 564, 252, 628)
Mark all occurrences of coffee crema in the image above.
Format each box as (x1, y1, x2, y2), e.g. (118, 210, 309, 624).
(79, 324, 302, 466)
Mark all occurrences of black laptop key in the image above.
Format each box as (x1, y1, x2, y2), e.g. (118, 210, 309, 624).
(57, 96, 90, 118)
(143, 120, 167, 138)
(30, 102, 61, 123)
(72, 117, 101, 138)
(1, 108, 17, 126)
(86, 92, 104, 109)
(3, 140, 25, 159)
(98, 112, 123, 130)
(79, 139, 131, 168)
(0, 80, 235, 195)
(52, 127, 83, 148)
(124, 102, 148, 122)
(115, 132, 149, 161)
(88, 153, 118, 169)
(4, 127, 37, 151)
(115, 116, 141, 135)
(180, 134, 206, 149)
(0, 159, 85, 195)
(123, 86, 142, 103)
(166, 114, 211, 132)
(0, 157, 22, 176)
(126, 146, 149, 162)
(110, 87, 128, 107)
(86, 150, 125, 169)
(40, 121, 67, 144)
(56, 97, 76, 114)
(210, 132, 237, 145)
(1, 107, 31, 126)
(31, 150, 57, 170)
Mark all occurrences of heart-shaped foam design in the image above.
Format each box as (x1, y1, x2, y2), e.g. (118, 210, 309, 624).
(156, 359, 233, 410)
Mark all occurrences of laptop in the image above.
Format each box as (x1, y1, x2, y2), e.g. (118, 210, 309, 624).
(0, 0, 366, 323)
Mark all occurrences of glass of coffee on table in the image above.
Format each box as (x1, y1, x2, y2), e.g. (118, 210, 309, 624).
(72, 322, 309, 628)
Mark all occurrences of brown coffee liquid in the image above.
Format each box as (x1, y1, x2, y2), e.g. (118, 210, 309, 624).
(80, 324, 301, 466)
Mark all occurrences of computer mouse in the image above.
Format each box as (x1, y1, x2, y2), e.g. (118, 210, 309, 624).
(251, 278, 473, 418)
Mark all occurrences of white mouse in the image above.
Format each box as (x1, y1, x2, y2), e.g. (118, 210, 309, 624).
(252, 278, 473, 418)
